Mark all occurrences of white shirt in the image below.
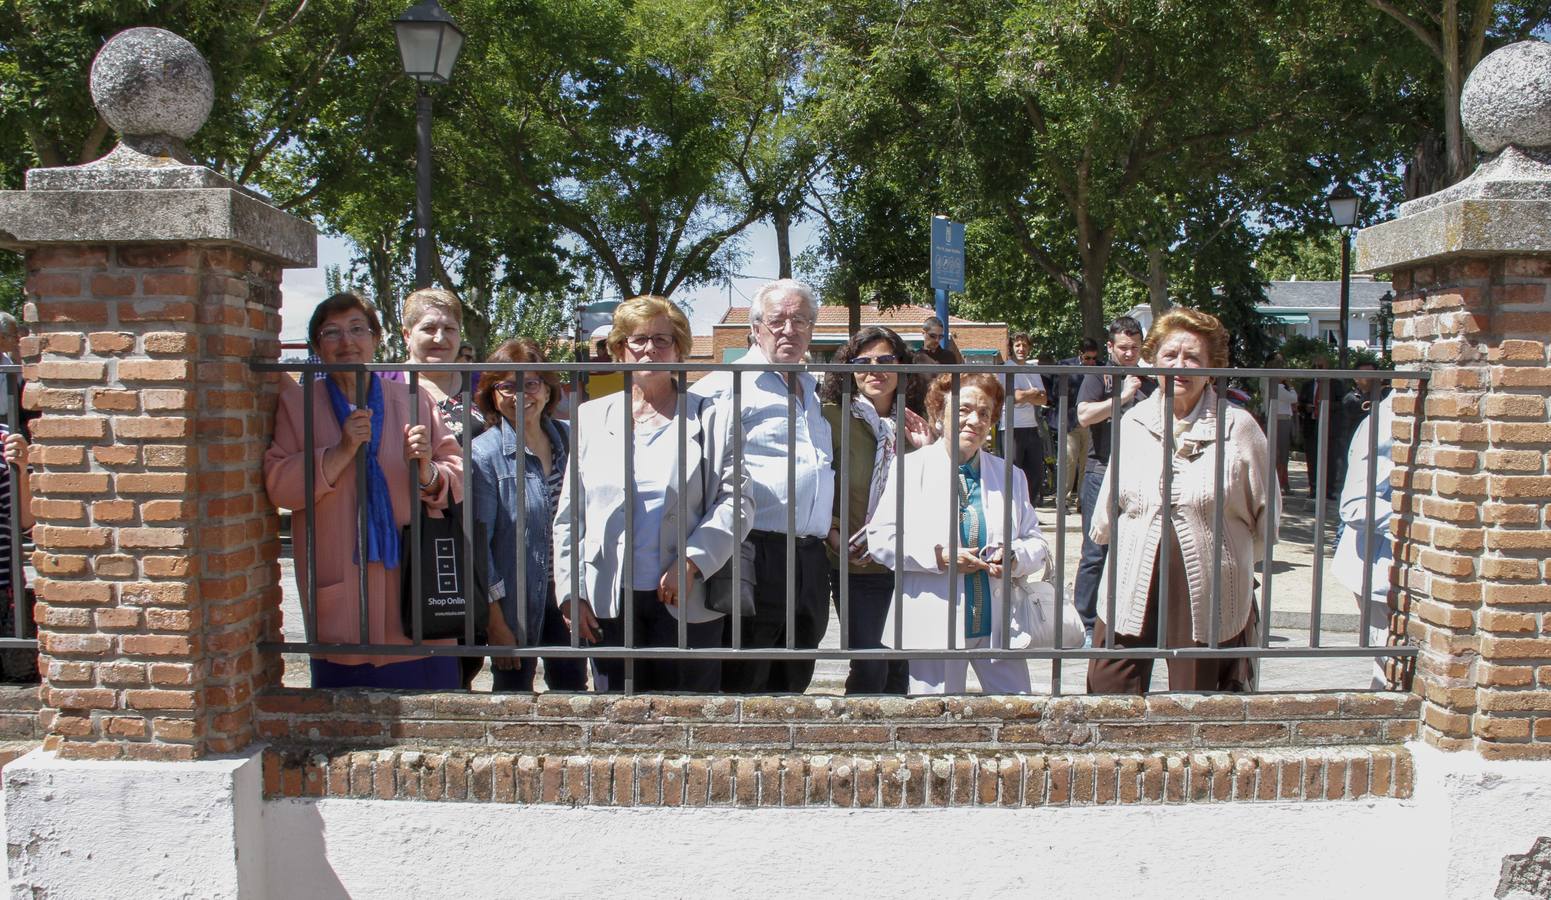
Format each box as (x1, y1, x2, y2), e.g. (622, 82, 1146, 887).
(630, 420, 675, 590)
(690, 345, 835, 537)
(1273, 383, 1296, 420)
(1007, 361, 1045, 429)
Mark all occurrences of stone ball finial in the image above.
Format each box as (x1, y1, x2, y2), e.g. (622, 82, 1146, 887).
(89, 27, 213, 142)
(1460, 40, 1551, 154)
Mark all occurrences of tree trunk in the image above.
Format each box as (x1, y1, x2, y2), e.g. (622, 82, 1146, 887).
(1441, 0, 1472, 186)
(1147, 243, 1169, 319)
(845, 280, 861, 336)
(774, 206, 793, 280)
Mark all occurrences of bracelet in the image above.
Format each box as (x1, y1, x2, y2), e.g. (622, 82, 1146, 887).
(418, 466, 440, 491)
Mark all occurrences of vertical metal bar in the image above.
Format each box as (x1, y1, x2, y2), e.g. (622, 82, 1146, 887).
(731, 370, 744, 651)
(999, 368, 1014, 650)
(893, 372, 906, 653)
(1053, 376, 1069, 695)
(623, 370, 636, 694)
(408, 370, 423, 645)
(1158, 374, 1174, 651)
(462, 371, 476, 651)
(1209, 377, 1227, 649)
(947, 371, 960, 651)
(1310, 374, 1332, 648)
(785, 370, 797, 652)
(1104, 376, 1121, 649)
(1259, 376, 1278, 655)
(838, 370, 852, 653)
(569, 364, 581, 651)
(355, 371, 369, 646)
(676, 372, 688, 651)
(6, 370, 21, 640)
(303, 367, 317, 645)
(513, 368, 528, 648)
(1359, 378, 1381, 647)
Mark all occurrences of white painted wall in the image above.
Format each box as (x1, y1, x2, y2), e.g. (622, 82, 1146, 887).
(3, 749, 267, 900)
(6, 743, 1550, 899)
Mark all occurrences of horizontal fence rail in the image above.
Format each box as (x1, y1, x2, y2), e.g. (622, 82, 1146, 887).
(255, 358, 1425, 695)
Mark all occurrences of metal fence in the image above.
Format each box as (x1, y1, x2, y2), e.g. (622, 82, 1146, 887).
(254, 358, 1423, 695)
(0, 363, 33, 656)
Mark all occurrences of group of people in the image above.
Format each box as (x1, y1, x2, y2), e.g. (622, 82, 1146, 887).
(267, 279, 1382, 697)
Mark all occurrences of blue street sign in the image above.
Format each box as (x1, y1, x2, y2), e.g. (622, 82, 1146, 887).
(930, 216, 965, 293)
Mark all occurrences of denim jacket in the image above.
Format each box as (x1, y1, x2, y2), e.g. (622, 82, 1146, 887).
(471, 416, 569, 644)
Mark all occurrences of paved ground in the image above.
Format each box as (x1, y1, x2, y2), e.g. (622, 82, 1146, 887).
(275, 466, 1397, 694)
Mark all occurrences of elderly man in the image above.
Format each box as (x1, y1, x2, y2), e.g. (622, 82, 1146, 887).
(0, 313, 21, 426)
(692, 279, 835, 693)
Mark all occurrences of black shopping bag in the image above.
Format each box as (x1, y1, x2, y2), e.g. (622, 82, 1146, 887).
(400, 502, 491, 640)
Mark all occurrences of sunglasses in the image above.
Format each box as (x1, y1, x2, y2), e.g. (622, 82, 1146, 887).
(849, 354, 899, 365)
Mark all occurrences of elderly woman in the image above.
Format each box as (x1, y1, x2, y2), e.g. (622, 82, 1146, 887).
(1086, 307, 1277, 695)
(265, 292, 464, 690)
(470, 338, 587, 692)
(553, 296, 750, 693)
(820, 326, 930, 695)
(866, 372, 1050, 695)
(401, 287, 482, 444)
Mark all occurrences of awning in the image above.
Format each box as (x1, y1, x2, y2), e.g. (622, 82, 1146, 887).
(1261, 312, 1310, 324)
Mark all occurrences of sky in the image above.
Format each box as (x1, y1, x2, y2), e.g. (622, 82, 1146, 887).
(277, 219, 820, 344)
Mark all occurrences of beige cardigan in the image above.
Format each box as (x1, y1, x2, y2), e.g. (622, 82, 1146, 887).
(1090, 388, 1277, 644)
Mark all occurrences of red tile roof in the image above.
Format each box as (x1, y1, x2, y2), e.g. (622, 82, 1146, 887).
(717, 304, 981, 326)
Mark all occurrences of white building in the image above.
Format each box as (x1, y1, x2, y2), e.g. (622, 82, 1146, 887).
(1125, 276, 1392, 354)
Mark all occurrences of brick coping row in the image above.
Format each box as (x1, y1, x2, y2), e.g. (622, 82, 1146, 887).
(263, 745, 1414, 807)
(256, 688, 1421, 753)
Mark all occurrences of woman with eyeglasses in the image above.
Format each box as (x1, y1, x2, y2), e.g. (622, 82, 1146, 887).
(469, 338, 588, 692)
(818, 326, 931, 694)
(264, 292, 464, 690)
(553, 296, 751, 692)
(866, 372, 1050, 695)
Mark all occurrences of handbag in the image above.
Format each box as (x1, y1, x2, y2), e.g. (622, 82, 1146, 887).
(400, 501, 491, 640)
(692, 394, 756, 616)
(1008, 570, 1085, 650)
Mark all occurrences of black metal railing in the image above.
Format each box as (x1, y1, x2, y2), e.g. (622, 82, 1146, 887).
(0, 363, 33, 656)
(254, 358, 1423, 695)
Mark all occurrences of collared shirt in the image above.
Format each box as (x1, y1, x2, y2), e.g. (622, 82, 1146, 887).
(1006, 359, 1045, 429)
(690, 345, 835, 536)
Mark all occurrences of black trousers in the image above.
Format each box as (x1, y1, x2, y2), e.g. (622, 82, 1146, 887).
(721, 532, 830, 693)
(490, 582, 589, 693)
(593, 590, 722, 693)
(830, 570, 908, 695)
(1005, 425, 1046, 505)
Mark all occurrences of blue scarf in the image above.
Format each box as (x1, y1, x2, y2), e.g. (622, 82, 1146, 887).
(324, 374, 400, 569)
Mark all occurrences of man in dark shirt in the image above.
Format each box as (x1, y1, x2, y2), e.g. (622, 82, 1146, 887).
(908, 315, 965, 415)
(1072, 317, 1154, 644)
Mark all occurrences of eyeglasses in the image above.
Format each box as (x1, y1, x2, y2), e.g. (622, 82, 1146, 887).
(849, 354, 899, 365)
(759, 316, 815, 335)
(1080, 355, 1099, 364)
(317, 323, 374, 343)
(494, 378, 546, 396)
(624, 334, 676, 352)
(923, 331, 943, 341)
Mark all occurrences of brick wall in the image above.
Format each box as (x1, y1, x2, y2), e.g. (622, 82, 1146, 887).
(23, 244, 286, 760)
(1388, 257, 1551, 759)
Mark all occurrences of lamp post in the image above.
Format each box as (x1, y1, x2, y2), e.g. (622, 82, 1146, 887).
(1376, 289, 1394, 365)
(393, 0, 465, 289)
(1326, 182, 1361, 370)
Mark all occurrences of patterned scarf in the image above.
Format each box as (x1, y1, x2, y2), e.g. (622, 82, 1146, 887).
(849, 397, 898, 520)
(324, 374, 400, 569)
(957, 460, 991, 640)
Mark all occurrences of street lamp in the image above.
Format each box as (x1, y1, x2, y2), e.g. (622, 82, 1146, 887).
(1376, 289, 1394, 365)
(394, 0, 465, 289)
(1326, 182, 1361, 370)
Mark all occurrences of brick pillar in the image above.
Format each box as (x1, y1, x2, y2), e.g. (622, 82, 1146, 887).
(0, 32, 315, 761)
(1357, 51, 1551, 758)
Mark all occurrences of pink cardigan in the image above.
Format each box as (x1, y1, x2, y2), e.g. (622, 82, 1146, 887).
(1090, 389, 1277, 644)
(264, 376, 463, 666)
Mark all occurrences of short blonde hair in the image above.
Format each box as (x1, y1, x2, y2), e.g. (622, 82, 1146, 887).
(606, 295, 693, 361)
(1143, 307, 1230, 369)
(402, 287, 464, 331)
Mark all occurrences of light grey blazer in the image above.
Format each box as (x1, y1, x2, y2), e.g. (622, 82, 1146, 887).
(553, 390, 752, 624)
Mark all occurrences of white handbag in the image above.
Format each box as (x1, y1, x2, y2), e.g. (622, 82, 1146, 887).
(1008, 571, 1085, 650)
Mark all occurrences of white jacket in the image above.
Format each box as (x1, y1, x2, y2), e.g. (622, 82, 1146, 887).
(552, 392, 752, 623)
(1333, 394, 1393, 598)
(866, 440, 1049, 649)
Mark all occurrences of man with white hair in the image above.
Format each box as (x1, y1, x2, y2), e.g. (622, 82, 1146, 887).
(692, 278, 835, 692)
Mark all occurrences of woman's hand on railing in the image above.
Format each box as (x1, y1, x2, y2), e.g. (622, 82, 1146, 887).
(403, 423, 435, 487)
(658, 559, 701, 607)
(902, 408, 933, 448)
(561, 597, 601, 643)
(2, 432, 26, 468)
